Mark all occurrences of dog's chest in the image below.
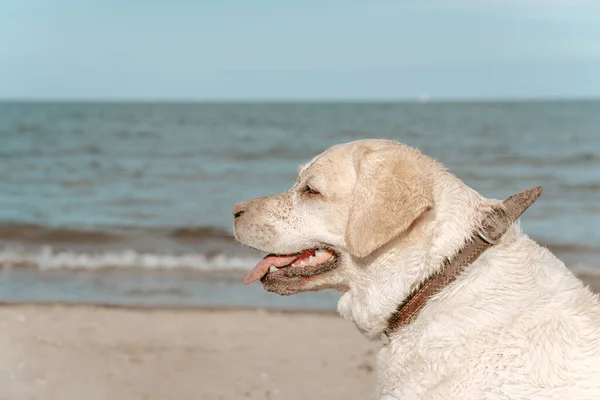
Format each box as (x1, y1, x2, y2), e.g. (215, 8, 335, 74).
(374, 334, 498, 400)
(376, 342, 448, 399)
(374, 329, 534, 400)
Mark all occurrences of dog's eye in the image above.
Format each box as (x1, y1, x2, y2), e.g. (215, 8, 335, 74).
(304, 185, 321, 196)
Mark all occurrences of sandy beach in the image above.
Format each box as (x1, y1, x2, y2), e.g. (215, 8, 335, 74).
(1, 273, 598, 400)
(0, 304, 378, 400)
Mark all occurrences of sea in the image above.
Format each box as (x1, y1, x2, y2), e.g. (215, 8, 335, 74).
(1, 101, 599, 310)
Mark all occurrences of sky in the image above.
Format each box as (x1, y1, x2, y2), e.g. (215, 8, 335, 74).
(1, 0, 600, 101)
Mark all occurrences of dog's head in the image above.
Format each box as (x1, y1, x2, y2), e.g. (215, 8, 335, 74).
(233, 139, 441, 295)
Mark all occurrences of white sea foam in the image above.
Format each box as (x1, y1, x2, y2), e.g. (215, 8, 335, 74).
(0, 246, 260, 272)
(2, 246, 599, 279)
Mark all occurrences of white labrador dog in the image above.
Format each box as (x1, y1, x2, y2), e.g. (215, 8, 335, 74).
(233, 139, 600, 400)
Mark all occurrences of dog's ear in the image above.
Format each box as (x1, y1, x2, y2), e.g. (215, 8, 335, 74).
(345, 146, 434, 258)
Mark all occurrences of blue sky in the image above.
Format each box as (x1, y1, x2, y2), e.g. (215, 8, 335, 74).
(1, 0, 600, 100)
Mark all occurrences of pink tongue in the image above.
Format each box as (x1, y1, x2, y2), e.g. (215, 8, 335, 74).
(244, 255, 298, 285)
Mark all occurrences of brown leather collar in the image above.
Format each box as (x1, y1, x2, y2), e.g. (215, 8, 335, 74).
(384, 186, 543, 337)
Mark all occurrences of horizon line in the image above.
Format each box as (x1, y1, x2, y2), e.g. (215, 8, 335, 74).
(1, 96, 600, 104)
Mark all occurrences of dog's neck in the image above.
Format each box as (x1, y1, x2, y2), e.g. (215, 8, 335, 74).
(337, 174, 505, 339)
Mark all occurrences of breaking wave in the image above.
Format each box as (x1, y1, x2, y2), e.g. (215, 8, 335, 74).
(0, 246, 259, 272)
(0, 222, 599, 275)
(0, 222, 261, 272)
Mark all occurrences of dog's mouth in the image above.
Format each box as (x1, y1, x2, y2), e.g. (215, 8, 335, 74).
(244, 247, 338, 285)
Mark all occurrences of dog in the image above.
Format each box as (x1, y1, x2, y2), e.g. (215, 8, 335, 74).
(233, 139, 600, 399)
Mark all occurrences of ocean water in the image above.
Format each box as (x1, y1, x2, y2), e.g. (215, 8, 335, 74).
(1, 101, 599, 309)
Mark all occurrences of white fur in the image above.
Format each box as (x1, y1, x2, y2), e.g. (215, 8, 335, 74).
(233, 139, 600, 399)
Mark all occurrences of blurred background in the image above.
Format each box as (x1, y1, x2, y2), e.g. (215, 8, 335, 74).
(1, 0, 600, 310)
(1, 1, 600, 398)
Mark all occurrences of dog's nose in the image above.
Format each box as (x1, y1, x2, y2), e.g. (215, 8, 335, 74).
(232, 202, 247, 219)
(234, 210, 244, 219)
